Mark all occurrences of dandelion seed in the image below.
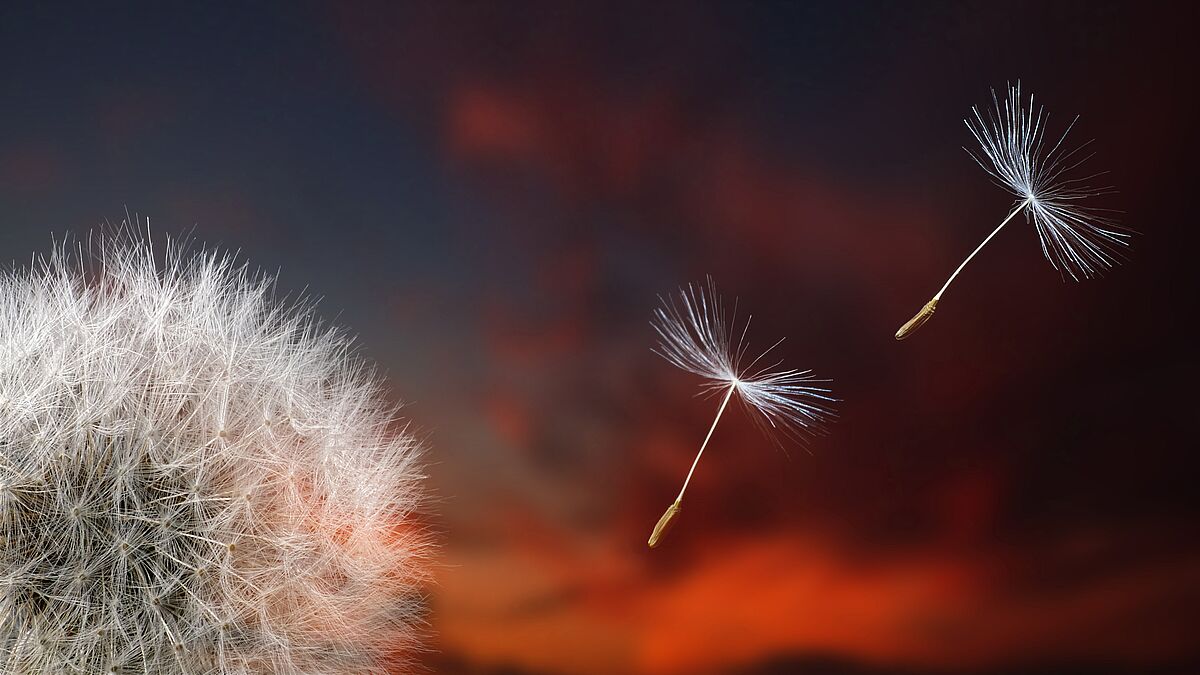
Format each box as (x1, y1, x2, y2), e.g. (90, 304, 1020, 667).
(0, 226, 431, 673)
(647, 279, 835, 548)
(896, 81, 1131, 340)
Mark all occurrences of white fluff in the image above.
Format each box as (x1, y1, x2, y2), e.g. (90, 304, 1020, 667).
(0, 230, 429, 673)
(652, 279, 835, 447)
(965, 82, 1131, 280)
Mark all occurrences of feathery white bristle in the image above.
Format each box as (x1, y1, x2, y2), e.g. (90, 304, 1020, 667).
(964, 81, 1131, 280)
(0, 229, 430, 673)
(652, 279, 835, 446)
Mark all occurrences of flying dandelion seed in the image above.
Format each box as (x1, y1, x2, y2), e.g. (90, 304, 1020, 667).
(0, 226, 430, 673)
(895, 81, 1132, 340)
(647, 279, 835, 548)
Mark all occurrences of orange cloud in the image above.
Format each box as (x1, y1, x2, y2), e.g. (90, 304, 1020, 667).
(434, 527, 1200, 674)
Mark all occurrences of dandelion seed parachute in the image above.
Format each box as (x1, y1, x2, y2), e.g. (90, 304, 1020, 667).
(895, 82, 1132, 340)
(0, 228, 430, 673)
(647, 279, 834, 548)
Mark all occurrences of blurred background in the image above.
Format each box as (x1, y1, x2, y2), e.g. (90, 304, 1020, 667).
(2, 2, 1198, 673)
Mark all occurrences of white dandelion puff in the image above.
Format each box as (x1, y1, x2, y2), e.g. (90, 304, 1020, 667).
(896, 81, 1132, 340)
(647, 279, 835, 548)
(0, 227, 431, 673)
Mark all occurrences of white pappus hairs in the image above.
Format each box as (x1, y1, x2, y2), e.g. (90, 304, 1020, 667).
(0, 229, 431, 673)
(965, 81, 1131, 280)
(652, 278, 836, 444)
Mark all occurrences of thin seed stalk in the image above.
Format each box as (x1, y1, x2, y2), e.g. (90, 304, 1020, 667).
(895, 198, 1030, 340)
(647, 382, 737, 548)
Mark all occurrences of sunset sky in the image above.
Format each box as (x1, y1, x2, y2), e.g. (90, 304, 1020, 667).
(2, 2, 1198, 673)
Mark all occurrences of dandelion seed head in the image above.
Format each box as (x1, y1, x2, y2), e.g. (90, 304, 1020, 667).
(651, 279, 835, 445)
(964, 81, 1131, 280)
(0, 228, 430, 673)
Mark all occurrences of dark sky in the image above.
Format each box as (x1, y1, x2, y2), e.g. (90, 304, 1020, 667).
(2, 2, 1198, 673)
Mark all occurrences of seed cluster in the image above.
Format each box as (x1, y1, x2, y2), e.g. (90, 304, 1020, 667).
(0, 234, 429, 673)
